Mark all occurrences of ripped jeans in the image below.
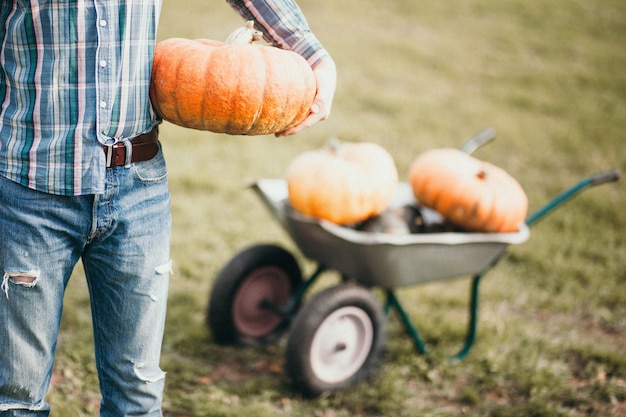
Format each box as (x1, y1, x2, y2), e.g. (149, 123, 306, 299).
(0, 148, 171, 416)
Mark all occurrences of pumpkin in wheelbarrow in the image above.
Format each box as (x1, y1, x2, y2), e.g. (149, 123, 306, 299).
(286, 140, 399, 225)
(408, 148, 528, 233)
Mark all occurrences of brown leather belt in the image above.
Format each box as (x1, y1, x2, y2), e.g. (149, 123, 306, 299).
(103, 129, 159, 168)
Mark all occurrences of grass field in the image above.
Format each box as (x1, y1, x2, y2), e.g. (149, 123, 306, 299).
(49, 0, 625, 415)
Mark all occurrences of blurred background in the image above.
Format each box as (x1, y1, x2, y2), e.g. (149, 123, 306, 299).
(53, 1, 624, 416)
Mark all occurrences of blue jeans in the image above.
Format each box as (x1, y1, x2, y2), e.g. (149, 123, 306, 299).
(0, 148, 171, 416)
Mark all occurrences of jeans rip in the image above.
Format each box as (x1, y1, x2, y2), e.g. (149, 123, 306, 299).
(1, 270, 41, 298)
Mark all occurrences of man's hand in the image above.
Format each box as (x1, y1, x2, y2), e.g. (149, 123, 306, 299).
(276, 56, 337, 137)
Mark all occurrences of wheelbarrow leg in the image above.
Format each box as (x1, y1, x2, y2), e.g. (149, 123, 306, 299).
(451, 271, 484, 362)
(385, 271, 485, 360)
(385, 290, 429, 355)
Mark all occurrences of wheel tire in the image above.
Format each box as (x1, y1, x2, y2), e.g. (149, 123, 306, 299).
(285, 284, 385, 396)
(208, 244, 302, 346)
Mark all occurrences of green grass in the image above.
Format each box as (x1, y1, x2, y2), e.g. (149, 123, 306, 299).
(49, 0, 625, 415)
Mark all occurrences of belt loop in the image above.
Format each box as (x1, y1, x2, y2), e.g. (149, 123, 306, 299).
(123, 139, 133, 168)
(105, 145, 114, 168)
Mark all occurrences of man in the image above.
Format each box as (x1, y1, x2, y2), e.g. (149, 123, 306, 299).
(0, 0, 336, 415)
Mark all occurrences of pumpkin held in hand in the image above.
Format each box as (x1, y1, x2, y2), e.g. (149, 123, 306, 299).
(149, 22, 316, 136)
(408, 148, 528, 233)
(286, 140, 399, 224)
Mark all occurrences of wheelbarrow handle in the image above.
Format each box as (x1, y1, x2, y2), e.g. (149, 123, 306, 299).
(460, 127, 496, 155)
(589, 168, 620, 185)
(525, 169, 620, 226)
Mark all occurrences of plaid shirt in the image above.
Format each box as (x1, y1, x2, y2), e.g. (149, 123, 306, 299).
(0, 0, 326, 196)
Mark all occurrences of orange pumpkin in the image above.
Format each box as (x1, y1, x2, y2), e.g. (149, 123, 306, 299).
(286, 140, 399, 224)
(149, 22, 316, 135)
(408, 148, 527, 233)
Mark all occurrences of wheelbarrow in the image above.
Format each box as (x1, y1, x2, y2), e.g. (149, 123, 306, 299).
(206, 132, 620, 396)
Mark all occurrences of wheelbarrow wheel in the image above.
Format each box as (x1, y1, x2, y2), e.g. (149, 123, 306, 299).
(208, 244, 302, 346)
(285, 283, 385, 396)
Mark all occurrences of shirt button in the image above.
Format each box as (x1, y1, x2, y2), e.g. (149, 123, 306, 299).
(99, 60, 107, 68)
(100, 101, 107, 108)
(100, 19, 107, 27)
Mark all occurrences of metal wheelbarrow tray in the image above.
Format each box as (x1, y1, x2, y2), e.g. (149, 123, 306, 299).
(252, 179, 530, 288)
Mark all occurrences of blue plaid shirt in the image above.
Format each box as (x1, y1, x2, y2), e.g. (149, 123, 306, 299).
(0, 0, 326, 195)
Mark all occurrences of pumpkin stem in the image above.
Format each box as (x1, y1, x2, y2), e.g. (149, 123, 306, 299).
(225, 20, 267, 45)
(325, 137, 342, 156)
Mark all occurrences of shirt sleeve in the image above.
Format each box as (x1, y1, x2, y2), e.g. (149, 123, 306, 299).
(226, 0, 329, 67)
